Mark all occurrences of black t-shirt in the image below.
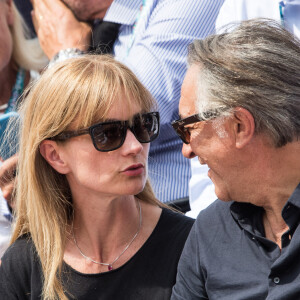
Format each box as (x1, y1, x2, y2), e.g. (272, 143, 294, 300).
(0, 208, 194, 299)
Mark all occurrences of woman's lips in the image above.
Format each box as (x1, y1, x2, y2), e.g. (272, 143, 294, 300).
(122, 164, 144, 176)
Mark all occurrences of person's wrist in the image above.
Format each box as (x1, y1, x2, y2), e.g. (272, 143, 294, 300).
(48, 48, 85, 68)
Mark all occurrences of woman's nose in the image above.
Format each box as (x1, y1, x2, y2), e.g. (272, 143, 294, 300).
(122, 129, 143, 155)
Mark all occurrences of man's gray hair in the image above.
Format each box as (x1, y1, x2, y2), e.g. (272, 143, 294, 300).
(188, 18, 300, 147)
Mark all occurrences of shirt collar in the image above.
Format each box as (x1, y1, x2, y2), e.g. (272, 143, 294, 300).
(231, 183, 300, 214)
(284, 183, 300, 209)
(230, 183, 300, 230)
(104, 0, 143, 25)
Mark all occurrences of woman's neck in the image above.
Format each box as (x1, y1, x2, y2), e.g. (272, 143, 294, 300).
(64, 195, 162, 274)
(71, 195, 141, 262)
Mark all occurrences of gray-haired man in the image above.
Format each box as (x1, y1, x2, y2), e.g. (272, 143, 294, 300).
(171, 19, 300, 299)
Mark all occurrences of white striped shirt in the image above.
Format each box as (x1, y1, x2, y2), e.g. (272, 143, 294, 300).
(105, 0, 224, 202)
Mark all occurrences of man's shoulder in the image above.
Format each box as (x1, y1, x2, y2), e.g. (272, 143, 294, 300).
(199, 199, 232, 216)
(195, 199, 233, 229)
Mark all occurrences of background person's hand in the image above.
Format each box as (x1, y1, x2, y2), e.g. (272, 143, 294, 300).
(0, 154, 18, 210)
(31, 0, 92, 59)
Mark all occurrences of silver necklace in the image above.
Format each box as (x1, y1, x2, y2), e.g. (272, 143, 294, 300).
(72, 199, 142, 271)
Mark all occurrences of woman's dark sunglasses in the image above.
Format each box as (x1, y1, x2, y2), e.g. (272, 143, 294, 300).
(51, 112, 160, 152)
(171, 110, 221, 144)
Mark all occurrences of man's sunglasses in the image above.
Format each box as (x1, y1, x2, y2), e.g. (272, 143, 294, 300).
(171, 110, 221, 144)
(51, 112, 160, 152)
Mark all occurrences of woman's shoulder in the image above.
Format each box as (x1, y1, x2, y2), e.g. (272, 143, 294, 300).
(160, 207, 195, 229)
(0, 234, 42, 297)
(151, 208, 195, 244)
(1, 234, 37, 273)
(2, 234, 34, 260)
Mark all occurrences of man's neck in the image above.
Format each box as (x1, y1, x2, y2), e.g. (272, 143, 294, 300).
(246, 138, 300, 209)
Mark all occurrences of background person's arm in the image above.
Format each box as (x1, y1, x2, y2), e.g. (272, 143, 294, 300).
(0, 154, 18, 210)
(31, 0, 91, 59)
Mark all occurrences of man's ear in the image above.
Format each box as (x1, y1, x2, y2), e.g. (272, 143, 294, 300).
(39, 140, 70, 174)
(232, 107, 255, 149)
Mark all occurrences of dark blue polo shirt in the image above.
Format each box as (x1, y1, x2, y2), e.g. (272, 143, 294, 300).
(172, 184, 300, 300)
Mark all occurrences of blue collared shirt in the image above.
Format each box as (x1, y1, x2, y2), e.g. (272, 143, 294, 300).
(105, 0, 224, 202)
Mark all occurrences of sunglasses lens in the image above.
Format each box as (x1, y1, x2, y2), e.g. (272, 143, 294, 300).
(90, 112, 159, 152)
(177, 126, 190, 144)
(182, 129, 190, 144)
(91, 123, 124, 151)
(133, 113, 159, 142)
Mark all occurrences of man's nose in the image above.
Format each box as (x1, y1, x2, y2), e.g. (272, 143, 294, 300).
(181, 143, 196, 159)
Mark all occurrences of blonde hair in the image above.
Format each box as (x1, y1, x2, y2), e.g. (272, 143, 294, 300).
(12, 55, 162, 299)
(11, 3, 48, 71)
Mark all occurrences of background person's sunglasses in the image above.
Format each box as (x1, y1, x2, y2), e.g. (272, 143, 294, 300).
(51, 112, 160, 152)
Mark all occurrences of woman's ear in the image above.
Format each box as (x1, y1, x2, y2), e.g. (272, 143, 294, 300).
(232, 107, 255, 149)
(39, 140, 70, 174)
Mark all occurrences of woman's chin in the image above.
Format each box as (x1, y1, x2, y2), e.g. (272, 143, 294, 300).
(121, 182, 146, 196)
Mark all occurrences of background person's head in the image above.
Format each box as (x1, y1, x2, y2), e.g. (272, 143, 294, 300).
(0, 0, 47, 73)
(175, 19, 300, 202)
(62, 0, 114, 21)
(0, 0, 14, 72)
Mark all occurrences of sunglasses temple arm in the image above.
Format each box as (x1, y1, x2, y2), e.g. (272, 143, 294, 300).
(52, 129, 90, 141)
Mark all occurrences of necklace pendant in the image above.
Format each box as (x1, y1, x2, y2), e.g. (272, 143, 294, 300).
(108, 264, 113, 271)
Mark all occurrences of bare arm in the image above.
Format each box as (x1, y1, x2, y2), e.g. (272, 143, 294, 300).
(0, 154, 18, 210)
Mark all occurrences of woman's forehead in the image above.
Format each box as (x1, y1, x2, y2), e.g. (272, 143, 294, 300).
(73, 101, 144, 130)
(106, 96, 143, 119)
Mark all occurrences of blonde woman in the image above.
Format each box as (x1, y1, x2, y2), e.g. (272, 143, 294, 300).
(0, 55, 194, 299)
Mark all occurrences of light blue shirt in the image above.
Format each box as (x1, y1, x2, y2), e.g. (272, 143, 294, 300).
(216, 0, 300, 37)
(105, 0, 224, 203)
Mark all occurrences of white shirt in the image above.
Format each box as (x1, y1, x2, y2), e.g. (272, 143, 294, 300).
(216, 0, 300, 37)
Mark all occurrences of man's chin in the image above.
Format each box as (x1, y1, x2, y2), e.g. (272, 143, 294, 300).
(214, 188, 232, 202)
